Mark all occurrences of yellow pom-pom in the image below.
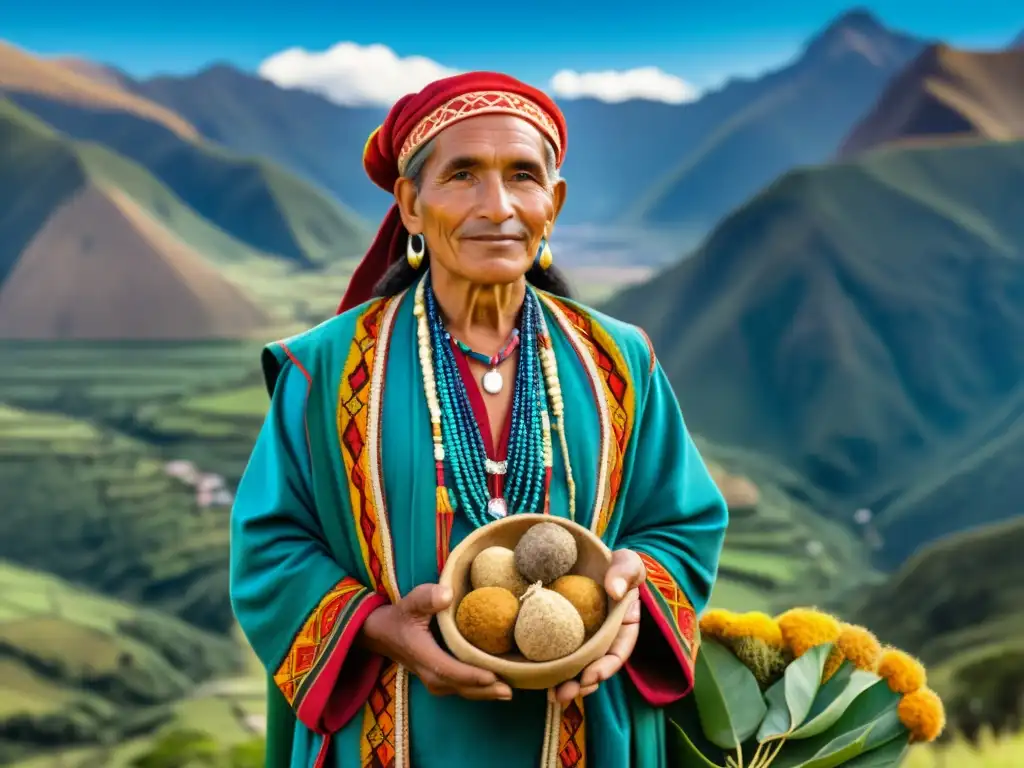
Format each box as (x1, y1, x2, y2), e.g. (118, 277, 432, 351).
(721, 612, 785, 648)
(897, 687, 945, 742)
(699, 609, 736, 640)
(776, 608, 841, 658)
(835, 624, 882, 672)
(822, 646, 845, 682)
(877, 647, 927, 694)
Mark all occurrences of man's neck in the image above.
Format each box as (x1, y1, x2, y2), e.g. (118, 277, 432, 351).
(430, 269, 525, 346)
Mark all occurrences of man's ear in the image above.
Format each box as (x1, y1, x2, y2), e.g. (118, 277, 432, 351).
(550, 178, 567, 224)
(394, 177, 422, 234)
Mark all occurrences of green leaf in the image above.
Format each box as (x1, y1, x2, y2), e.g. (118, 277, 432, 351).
(757, 677, 792, 742)
(667, 717, 726, 768)
(790, 666, 883, 739)
(756, 643, 832, 742)
(860, 708, 906, 752)
(693, 638, 768, 749)
(785, 644, 832, 727)
(839, 736, 910, 767)
(796, 720, 877, 768)
(769, 681, 906, 768)
(828, 680, 903, 737)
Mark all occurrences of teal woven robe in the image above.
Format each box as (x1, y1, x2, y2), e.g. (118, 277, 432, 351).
(230, 279, 728, 768)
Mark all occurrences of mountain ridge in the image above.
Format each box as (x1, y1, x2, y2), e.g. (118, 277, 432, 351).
(0, 41, 196, 140)
(601, 138, 1024, 566)
(839, 44, 1024, 157)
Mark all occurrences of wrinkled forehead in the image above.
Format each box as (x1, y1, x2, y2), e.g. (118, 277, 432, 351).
(397, 90, 562, 174)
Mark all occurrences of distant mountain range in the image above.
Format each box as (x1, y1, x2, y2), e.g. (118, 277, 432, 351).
(4, 9, 928, 237)
(622, 9, 925, 233)
(602, 138, 1024, 567)
(839, 44, 1024, 156)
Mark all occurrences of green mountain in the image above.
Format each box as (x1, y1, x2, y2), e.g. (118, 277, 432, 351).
(4, 91, 370, 268)
(602, 139, 1024, 567)
(128, 63, 393, 222)
(848, 516, 1024, 735)
(0, 95, 369, 339)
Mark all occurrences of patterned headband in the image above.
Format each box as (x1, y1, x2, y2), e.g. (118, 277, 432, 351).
(396, 90, 564, 174)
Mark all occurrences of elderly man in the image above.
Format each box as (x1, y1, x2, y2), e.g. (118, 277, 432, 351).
(230, 71, 727, 768)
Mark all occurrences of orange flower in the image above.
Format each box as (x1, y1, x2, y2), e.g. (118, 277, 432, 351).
(835, 624, 882, 673)
(721, 611, 785, 648)
(699, 609, 736, 640)
(776, 608, 841, 658)
(822, 646, 845, 683)
(897, 687, 945, 742)
(877, 647, 926, 694)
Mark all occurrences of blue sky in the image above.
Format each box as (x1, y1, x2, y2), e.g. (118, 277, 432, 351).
(5, 1, 1019, 100)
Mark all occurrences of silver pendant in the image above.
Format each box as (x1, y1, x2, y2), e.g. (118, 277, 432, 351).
(481, 368, 503, 395)
(487, 497, 508, 518)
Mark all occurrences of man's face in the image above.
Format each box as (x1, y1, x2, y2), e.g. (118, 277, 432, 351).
(398, 114, 565, 286)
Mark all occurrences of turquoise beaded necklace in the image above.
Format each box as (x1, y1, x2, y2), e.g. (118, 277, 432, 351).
(414, 273, 576, 553)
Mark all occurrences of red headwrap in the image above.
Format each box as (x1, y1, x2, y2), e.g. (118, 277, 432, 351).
(337, 71, 568, 313)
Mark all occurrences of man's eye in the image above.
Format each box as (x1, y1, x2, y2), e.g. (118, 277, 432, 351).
(451, 171, 471, 181)
(512, 172, 535, 182)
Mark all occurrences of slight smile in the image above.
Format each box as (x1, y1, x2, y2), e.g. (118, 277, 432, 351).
(462, 235, 526, 245)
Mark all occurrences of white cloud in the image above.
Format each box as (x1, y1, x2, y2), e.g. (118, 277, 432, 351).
(549, 66, 699, 104)
(258, 42, 460, 107)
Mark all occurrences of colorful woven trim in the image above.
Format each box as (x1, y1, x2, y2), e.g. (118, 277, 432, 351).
(397, 90, 563, 172)
(540, 296, 636, 539)
(273, 578, 376, 711)
(638, 551, 698, 683)
(336, 297, 400, 603)
(360, 662, 404, 767)
(338, 293, 410, 768)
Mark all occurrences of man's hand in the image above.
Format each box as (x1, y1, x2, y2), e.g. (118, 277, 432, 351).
(359, 583, 513, 701)
(553, 549, 646, 706)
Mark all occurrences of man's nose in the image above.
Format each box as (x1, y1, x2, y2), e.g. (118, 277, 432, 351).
(477, 174, 515, 222)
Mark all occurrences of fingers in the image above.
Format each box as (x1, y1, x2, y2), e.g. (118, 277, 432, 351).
(417, 640, 499, 689)
(553, 597, 642, 706)
(623, 590, 642, 624)
(400, 583, 452, 617)
(452, 681, 514, 701)
(577, 612, 641, 692)
(553, 679, 580, 706)
(605, 550, 646, 600)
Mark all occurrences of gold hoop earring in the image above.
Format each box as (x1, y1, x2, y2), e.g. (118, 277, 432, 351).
(407, 233, 425, 270)
(536, 237, 553, 270)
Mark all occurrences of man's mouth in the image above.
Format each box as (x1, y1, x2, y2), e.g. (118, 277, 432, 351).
(463, 234, 525, 243)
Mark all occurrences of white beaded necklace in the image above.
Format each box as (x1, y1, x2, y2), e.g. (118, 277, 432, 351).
(413, 274, 577, 531)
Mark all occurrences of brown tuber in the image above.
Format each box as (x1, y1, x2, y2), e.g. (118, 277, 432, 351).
(514, 522, 577, 584)
(455, 586, 520, 655)
(470, 546, 530, 598)
(514, 583, 586, 662)
(550, 575, 607, 636)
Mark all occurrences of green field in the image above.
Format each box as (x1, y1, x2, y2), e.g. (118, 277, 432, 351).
(0, 560, 244, 766)
(696, 438, 879, 614)
(0, 395, 234, 632)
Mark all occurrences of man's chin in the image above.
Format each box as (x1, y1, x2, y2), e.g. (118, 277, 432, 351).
(460, 253, 532, 285)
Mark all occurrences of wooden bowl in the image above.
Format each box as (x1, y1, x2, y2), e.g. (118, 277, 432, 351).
(437, 513, 629, 690)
